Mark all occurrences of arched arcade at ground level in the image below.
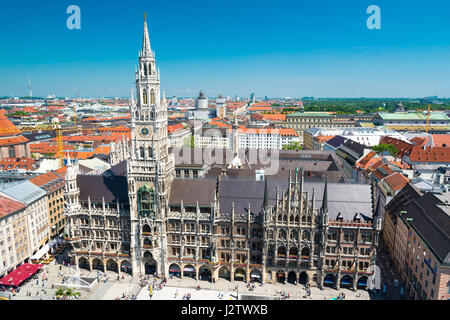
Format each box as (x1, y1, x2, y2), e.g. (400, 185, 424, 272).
(72, 255, 370, 291)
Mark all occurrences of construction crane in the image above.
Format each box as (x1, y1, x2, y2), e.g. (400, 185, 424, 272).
(19, 125, 80, 168)
(426, 104, 431, 134)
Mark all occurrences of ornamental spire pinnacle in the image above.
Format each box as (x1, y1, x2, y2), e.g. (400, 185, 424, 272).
(142, 13, 152, 56)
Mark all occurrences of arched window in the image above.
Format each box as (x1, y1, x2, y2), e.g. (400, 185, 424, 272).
(135, 111, 139, 120)
(8, 146, 15, 158)
(140, 147, 145, 158)
(138, 185, 156, 217)
(143, 89, 148, 105)
(148, 147, 153, 158)
(150, 89, 155, 105)
(302, 230, 310, 241)
(143, 64, 148, 77)
(148, 63, 152, 76)
(290, 230, 298, 240)
(279, 230, 286, 240)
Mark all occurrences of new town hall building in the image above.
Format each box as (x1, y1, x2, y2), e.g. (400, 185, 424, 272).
(64, 17, 381, 291)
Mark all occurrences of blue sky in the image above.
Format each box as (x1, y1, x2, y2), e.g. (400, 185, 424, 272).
(0, 0, 449, 98)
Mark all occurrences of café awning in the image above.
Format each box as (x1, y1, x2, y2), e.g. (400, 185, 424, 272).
(183, 267, 195, 272)
(30, 244, 49, 261)
(0, 263, 43, 287)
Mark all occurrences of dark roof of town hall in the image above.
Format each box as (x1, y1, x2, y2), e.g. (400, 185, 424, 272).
(217, 178, 373, 221)
(77, 174, 129, 204)
(169, 178, 217, 207)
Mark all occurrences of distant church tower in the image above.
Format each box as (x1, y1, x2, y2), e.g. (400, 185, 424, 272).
(127, 14, 175, 277)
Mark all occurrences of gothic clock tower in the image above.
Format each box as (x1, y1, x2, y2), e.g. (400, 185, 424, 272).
(128, 14, 175, 277)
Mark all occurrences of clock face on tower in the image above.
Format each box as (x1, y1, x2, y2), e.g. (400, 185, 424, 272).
(140, 127, 151, 136)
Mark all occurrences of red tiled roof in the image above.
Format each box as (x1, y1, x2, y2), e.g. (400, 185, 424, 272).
(383, 172, 409, 192)
(93, 145, 111, 155)
(315, 135, 336, 143)
(379, 136, 413, 157)
(431, 135, 450, 148)
(356, 151, 379, 170)
(0, 135, 29, 147)
(29, 171, 65, 193)
(0, 158, 35, 171)
(168, 123, 186, 134)
(0, 194, 26, 219)
(409, 136, 429, 148)
(409, 146, 450, 163)
(248, 106, 272, 111)
(251, 102, 272, 107)
(0, 113, 22, 137)
(260, 113, 287, 122)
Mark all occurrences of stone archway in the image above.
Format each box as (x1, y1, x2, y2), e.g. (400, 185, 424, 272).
(300, 247, 310, 259)
(199, 265, 212, 282)
(234, 268, 246, 282)
(340, 275, 353, 288)
(218, 266, 231, 281)
(287, 271, 297, 284)
(357, 276, 368, 289)
(168, 263, 181, 278)
(106, 259, 118, 272)
(183, 265, 196, 279)
(92, 258, 104, 272)
(120, 260, 132, 275)
(143, 251, 157, 275)
(277, 246, 287, 259)
(145, 260, 157, 275)
(250, 269, 262, 283)
(276, 270, 286, 284)
(289, 247, 298, 259)
(78, 257, 90, 271)
(323, 274, 335, 288)
(299, 271, 308, 285)
(142, 224, 151, 234)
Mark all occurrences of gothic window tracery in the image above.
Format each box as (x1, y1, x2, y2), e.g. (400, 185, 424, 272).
(150, 89, 155, 105)
(143, 89, 148, 105)
(138, 184, 156, 217)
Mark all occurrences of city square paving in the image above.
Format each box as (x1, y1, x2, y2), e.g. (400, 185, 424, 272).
(4, 247, 372, 300)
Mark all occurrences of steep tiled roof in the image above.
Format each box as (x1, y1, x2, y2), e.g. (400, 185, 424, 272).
(0, 113, 22, 137)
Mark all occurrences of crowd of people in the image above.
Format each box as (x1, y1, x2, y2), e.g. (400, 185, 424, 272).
(115, 292, 137, 300)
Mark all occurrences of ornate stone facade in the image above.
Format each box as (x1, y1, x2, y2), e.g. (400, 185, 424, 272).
(65, 17, 381, 290)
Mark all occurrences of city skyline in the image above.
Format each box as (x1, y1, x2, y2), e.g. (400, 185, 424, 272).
(1, 0, 450, 98)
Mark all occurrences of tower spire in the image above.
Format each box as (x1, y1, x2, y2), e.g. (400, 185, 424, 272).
(142, 13, 152, 56)
(263, 178, 269, 209)
(321, 178, 328, 212)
